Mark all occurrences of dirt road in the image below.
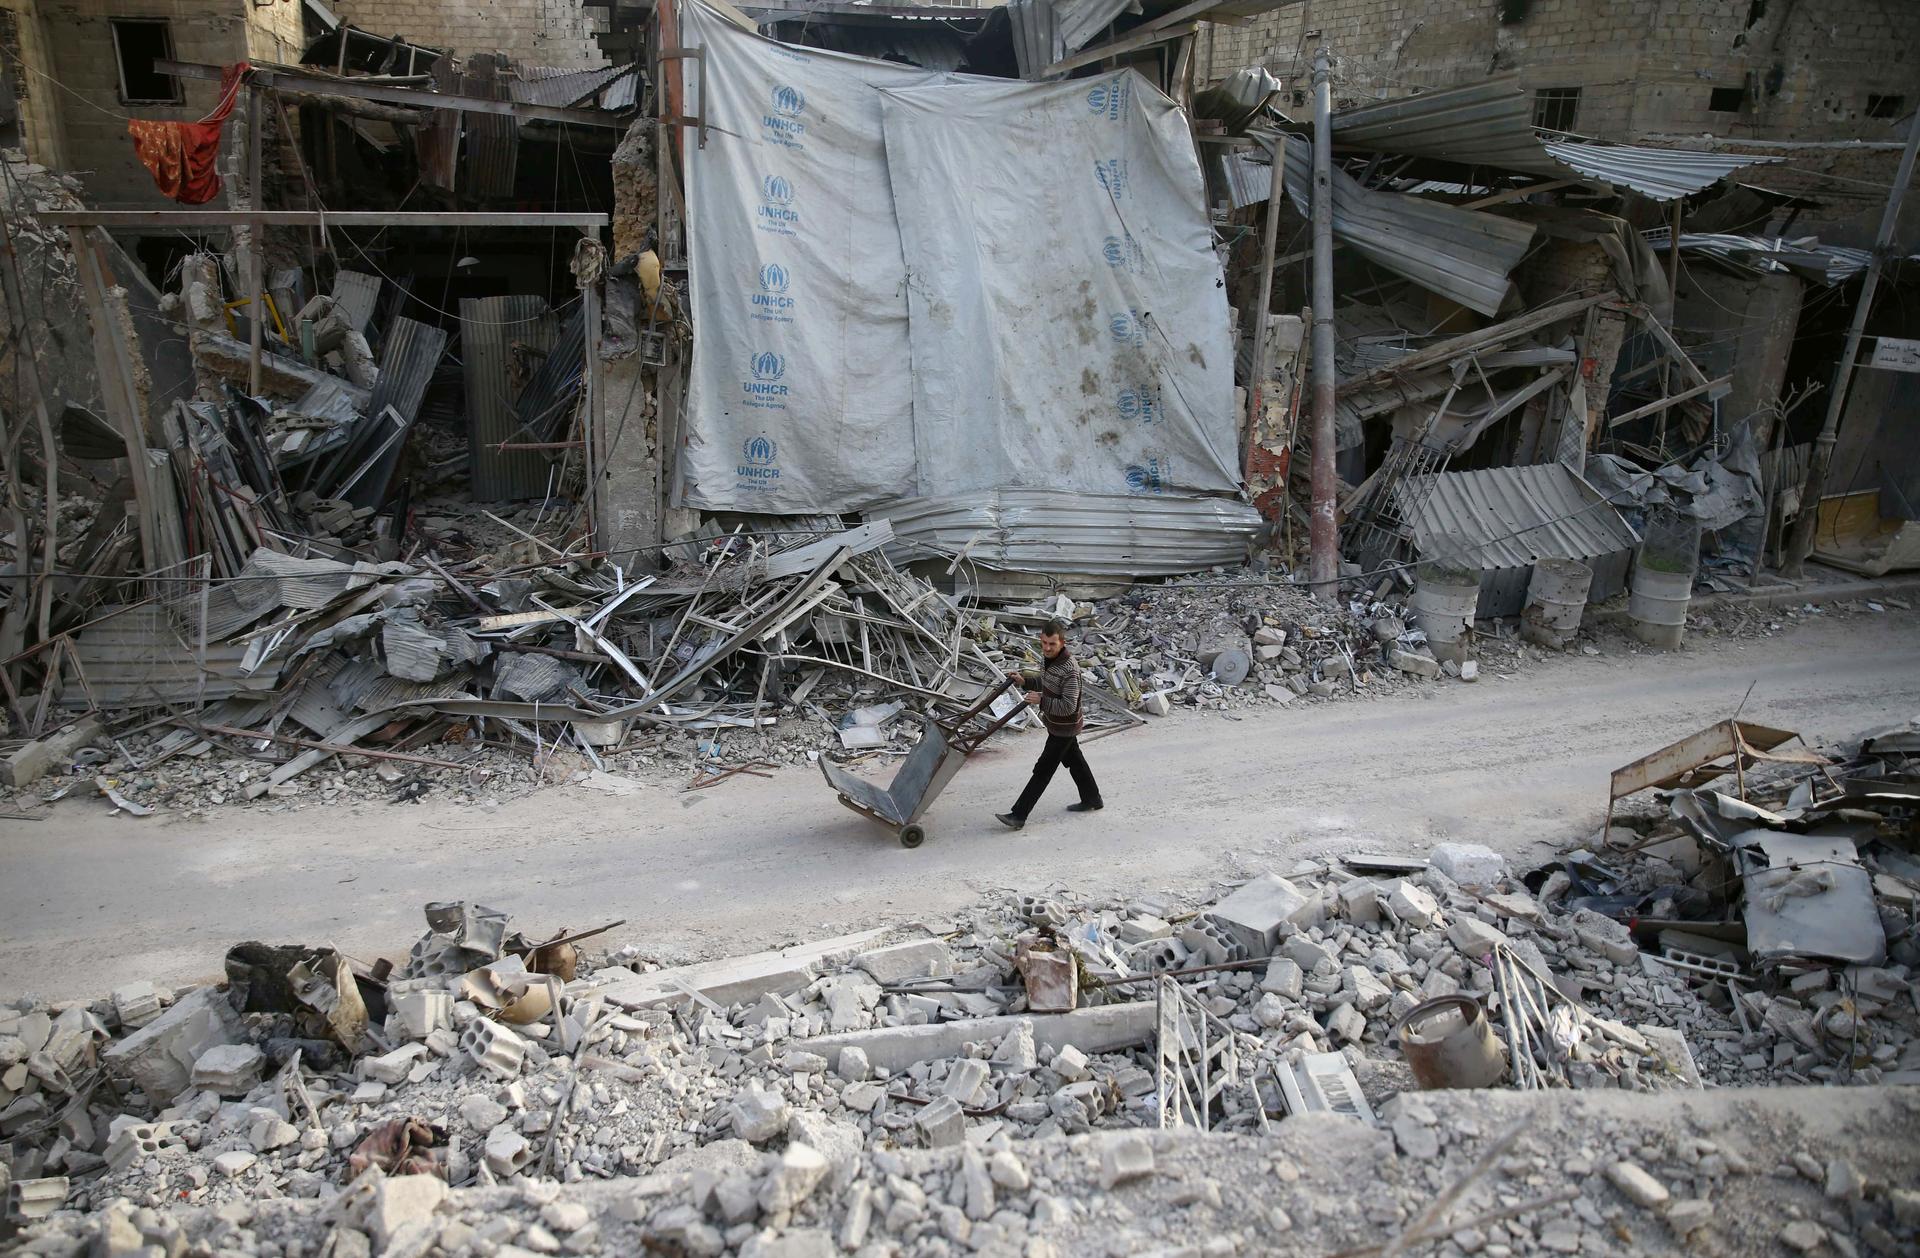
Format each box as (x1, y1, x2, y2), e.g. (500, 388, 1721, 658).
(5, 610, 1918, 1003)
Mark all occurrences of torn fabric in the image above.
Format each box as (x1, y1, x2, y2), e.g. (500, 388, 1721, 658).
(127, 63, 249, 206)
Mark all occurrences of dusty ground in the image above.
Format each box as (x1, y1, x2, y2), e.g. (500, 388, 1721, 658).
(4, 607, 1919, 1005)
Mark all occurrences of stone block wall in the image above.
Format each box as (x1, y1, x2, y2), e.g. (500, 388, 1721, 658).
(327, 0, 607, 70)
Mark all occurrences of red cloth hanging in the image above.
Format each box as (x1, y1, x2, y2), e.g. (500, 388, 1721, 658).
(127, 62, 249, 205)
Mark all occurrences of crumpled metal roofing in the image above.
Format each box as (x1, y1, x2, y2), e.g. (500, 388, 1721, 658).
(1330, 76, 1779, 202)
(1281, 143, 1536, 317)
(872, 490, 1263, 578)
(1398, 463, 1640, 575)
(510, 64, 636, 108)
(1644, 230, 1893, 285)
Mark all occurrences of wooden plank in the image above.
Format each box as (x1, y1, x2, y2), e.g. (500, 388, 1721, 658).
(1605, 374, 1732, 428)
(1342, 294, 1612, 393)
(1041, 17, 1204, 79)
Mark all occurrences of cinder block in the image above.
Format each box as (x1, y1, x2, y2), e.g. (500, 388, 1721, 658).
(1203, 873, 1315, 958)
(461, 1018, 527, 1079)
(6, 1176, 69, 1220)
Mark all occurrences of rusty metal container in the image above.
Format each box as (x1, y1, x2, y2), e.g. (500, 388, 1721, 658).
(1395, 994, 1505, 1089)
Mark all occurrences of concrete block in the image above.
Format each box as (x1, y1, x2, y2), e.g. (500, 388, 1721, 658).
(393, 990, 452, 1040)
(853, 939, 955, 985)
(802, 1002, 1155, 1076)
(786, 1113, 862, 1191)
(212, 1150, 256, 1178)
(1445, 916, 1510, 958)
(943, 1057, 991, 1106)
(1387, 883, 1439, 928)
(1326, 1003, 1366, 1044)
(1261, 957, 1304, 998)
(370, 1173, 447, 1246)
(250, 1115, 299, 1151)
(1283, 935, 1337, 974)
(461, 1019, 527, 1079)
(1116, 915, 1171, 944)
(104, 1123, 173, 1172)
(1389, 648, 1442, 678)
(1100, 1132, 1155, 1186)
(102, 986, 244, 1107)
(190, 1043, 265, 1096)
(1428, 843, 1504, 887)
(1050, 1044, 1090, 1082)
(729, 1085, 789, 1143)
(485, 1125, 532, 1177)
(835, 1045, 870, 1082)
(7, 1176, 69, 1219)
(914, 1096, 965, 1148)
(1337, 881, 1380, 925)
(364, 1043, 430, 1084)
(1204, 873, 1314, 958)
(760, 1143, 830, 1212)
(111, 981, 162, 1030)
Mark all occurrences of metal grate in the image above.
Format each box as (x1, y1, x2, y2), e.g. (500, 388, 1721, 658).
(1154, 975, 1238, 1131)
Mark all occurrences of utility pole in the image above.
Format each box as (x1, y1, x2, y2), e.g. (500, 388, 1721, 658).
(1782, 106, 1920, 577)
(1308, 44, 1338, 596)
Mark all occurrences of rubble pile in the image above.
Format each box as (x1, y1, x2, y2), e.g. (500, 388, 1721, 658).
(5, 853, 1920, 1255)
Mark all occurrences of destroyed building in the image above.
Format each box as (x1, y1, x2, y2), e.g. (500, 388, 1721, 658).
(2, 0, 1918, 806)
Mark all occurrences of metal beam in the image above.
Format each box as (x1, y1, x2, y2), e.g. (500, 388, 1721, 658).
(156, 60, 628, 129)
(1308, 46, 1337, 596)
(39, 210, 609, 228)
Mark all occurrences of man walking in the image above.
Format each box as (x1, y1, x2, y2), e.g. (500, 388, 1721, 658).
(997, 619, 1102, 830)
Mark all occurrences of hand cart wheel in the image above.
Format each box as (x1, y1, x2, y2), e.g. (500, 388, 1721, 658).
(898, 824, 926, 849)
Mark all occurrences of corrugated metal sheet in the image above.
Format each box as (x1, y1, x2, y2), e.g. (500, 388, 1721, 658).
(1281, 143, 1536, 317)
(872, 490, 1263, 578)
(1398, 463, 1640, 616)
(1645, 230, 1884, 285)
(516, 303, 586, 443)
(1209, 149, 1273, 210)
(1053, 0, 1131, 56)
(1330, 76, 1779, 202)
(416, 57, 461, 192)
(1007, 0, 1063, 79)
(64, 605, 281, 708)
(331, 270, 381, 332)
(602, 69, 638, 111)
(339, 316, 449, 508)
(1541, 139, 1779, 204)
(462, 54, 519, 200)
(461, 295, 556, 501)
(509, 64, 630, 107)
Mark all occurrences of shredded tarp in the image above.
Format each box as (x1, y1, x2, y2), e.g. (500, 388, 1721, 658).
(679, 2, 1239, 520)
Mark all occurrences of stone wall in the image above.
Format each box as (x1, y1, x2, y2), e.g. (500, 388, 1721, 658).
(327, 0, 607, 70)
(0, 0, 67, 166)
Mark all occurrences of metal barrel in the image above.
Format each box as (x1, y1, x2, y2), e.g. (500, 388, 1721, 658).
(1395, 994, 1506, 1089)
(1520, 557, 1593, 649)
(1408, 561, 1479, 664)
(1628, 563, 1692, 650)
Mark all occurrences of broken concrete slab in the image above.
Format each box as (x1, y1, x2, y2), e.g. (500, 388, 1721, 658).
(595, 929, 888, 1012)
(802, 1003, 1154, 1076)
(1204, 873, 1318, 958)
(852, 938, 955, 985)
(102, 987, 244, 1107)
(2, 717, 104, 789)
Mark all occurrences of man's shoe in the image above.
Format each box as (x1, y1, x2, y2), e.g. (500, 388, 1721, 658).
(996, 813, 1026, 830)
(1067, 801, 1104, 813)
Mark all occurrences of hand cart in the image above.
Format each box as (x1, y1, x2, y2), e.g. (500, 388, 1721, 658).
(820, 676, 1025, 848)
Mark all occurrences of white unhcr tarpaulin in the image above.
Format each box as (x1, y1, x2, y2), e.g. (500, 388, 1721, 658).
(679, 2, 1240, 515)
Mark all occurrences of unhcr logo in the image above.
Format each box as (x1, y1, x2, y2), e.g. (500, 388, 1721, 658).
(1124, 459, 1166, 495)
(757, 175, 800, 236)
(1086, 76, 1128, 120)
(752, 262, 795, 322)
(763, 85, 807, 148)
(1108, 310, 1146, 349)
(1117, 386, 1159, 424)
(1093, 158, 1130, 197)
(1102, 233, 1144, 273)
(738, 434, 781, 486)
(742, 351, 790, 408)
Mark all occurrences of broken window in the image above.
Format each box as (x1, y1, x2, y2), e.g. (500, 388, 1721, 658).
(109, 19, 181, 105)
(1708, 86, 1747, 113)
(1532, 87, 1579, 133)
(1867, 93, 1905, 120)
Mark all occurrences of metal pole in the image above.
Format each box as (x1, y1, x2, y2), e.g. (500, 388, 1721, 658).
(1308, 45, 1338, 596)
(1242, 134, 1286, 483)
(246, 84, 265, 396)
(1782, 106, 1920, 578)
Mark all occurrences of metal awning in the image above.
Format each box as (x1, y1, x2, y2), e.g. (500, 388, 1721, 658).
(1399, 462, 1640, 574)
(1281, 143, 1536, 317)
(1330, 76, 1779, 202)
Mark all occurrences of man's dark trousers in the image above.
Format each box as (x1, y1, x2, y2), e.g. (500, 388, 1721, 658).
(1011, 733, 1100, 820)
